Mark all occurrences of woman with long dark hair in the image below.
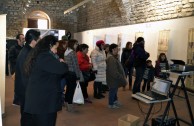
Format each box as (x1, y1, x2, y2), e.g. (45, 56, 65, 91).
(121, 41, 133, 90)
(132, 37, 150, 94)
(155, 53, 169, 79)
(57, 40, 68, 106)
(23, 35, 68, 126)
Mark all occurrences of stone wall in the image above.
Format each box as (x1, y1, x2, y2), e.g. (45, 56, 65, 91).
(76, 0, 194, 32)
(1, 0, 194, 37)
(0, 0, 77, 37)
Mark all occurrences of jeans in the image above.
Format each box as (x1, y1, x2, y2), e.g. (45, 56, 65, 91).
(60, 78, 66, 92)
(60, 78, 66, 103)
(132, 66, 145, 94)
(108, 87, 118, 105)
(123, 66, 133, 87)
(142, 79, 151, 92)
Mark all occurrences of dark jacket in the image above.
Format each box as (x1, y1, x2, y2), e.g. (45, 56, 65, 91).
(8, 44, 23, 74)
(14, 44, 32, 102)
(143, 65, 155, 81)
(24, 51, 68, 114)
(155, 60, 169, 78)
(121, 48, 132, 67)
(133, 43, 149, 67)
(106, 53, 127, 88)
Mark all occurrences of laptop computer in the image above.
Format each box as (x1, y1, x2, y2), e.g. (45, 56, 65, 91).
(136, 78, 172, 101)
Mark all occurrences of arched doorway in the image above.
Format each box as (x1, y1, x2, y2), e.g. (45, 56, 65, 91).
(28, 11, 51, 29)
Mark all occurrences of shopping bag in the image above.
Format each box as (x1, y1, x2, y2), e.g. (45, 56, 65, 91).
(73, 82, 84, 104)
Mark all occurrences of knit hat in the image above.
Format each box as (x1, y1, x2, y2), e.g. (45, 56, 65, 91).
(61, 35, 69, 41)
(96, 40, 105, 46)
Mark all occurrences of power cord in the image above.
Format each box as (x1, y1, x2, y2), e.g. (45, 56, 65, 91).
(137, 101, 163, 122)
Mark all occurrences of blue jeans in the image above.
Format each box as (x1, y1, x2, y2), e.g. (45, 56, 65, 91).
(60, 78, 66, 103)
(60, 78, 66, 92)
(123, 66, 133, 87)
(108, 87, 118, 105)
(132, 66, 145, 94)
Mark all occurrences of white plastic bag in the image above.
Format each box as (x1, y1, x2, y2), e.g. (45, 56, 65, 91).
(73, 82, 84, 104)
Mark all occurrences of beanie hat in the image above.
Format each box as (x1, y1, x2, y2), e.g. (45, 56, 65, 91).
(96, 40, 105, 46)
(61, 35, 69, 41)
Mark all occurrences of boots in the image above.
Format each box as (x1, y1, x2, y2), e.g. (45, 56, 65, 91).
(93, 82, 100, 99)
(65, 103, 78, 113)
(93, 82, 105, 99)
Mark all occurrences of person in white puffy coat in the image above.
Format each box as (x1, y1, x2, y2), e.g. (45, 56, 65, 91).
(90, 40, 107, 99)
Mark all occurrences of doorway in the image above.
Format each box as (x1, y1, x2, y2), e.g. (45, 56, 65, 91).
(28, 11, 50, 29)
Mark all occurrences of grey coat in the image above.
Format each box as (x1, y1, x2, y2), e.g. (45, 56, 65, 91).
(106, 53, 127, 88)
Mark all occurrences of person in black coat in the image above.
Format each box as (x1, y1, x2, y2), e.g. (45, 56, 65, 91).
(14, 29, 41, 126)
(23, 35, 68, 126)
(121, 41, 133, 90)
(8, 34, 25, 75)
(132, 37, 150, 94)
(142, 60, 155, 92)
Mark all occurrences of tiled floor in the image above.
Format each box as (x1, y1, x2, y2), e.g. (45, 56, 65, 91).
(2, 76, 194, 126)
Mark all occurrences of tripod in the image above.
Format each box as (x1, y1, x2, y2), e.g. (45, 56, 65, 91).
(160, 72, 194, 126)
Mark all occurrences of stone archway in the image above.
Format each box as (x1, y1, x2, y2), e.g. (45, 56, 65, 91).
(28, 10, 51, 29)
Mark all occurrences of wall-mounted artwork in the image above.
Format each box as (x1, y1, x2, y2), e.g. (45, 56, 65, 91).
(117, 34, 122, 59)
(135, 32, 144, 41)
(157, 30, 170, 57)
(186, 28, 194, 91)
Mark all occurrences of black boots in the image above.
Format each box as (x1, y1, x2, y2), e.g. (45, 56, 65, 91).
(93, 82, 105, 99)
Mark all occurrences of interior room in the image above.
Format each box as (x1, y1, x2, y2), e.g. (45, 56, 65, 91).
(1, 0, 194, 126)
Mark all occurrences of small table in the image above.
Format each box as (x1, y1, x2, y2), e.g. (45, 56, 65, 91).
(132, 94, 171, 126)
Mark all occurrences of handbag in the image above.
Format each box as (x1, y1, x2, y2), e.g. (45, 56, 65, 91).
(73, 82, 84, 104)
(79, 71, 84, 82)
(82, 70, 96, 82)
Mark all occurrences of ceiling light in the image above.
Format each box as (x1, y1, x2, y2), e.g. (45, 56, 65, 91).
(26, 3, 29, 7)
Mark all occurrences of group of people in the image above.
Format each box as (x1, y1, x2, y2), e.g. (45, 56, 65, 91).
(121, 37, 169, 94)
(9, 29, 128, 126)
(11, 30, 68, 126)
(8, 31, 170, 126)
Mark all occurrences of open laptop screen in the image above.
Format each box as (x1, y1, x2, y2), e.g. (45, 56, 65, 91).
(151, 78, 172, 96)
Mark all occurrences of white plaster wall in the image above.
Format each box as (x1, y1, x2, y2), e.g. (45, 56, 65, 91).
(74, 16, 194, 65)
(0, 14, 6, 116)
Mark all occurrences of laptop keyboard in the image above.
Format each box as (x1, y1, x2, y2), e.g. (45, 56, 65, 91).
(136, 92, 155, 100)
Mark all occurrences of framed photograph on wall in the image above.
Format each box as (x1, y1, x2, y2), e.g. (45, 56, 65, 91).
(186, 28, 194, 91)
(135, 32, 144, 41)
(157, 30, 170, 57)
